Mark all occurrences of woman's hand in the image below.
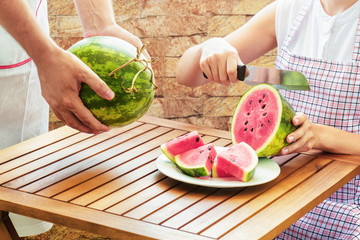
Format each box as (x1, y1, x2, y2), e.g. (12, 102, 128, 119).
(199, 38, 242, 86)
(281, 113, 318, 155)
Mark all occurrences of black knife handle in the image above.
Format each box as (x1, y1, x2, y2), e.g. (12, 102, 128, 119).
(237, 64, 247, 81)
(202, 64, 247, 81)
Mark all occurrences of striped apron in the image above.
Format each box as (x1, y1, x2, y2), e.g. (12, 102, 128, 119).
(275, 0, 360, 239)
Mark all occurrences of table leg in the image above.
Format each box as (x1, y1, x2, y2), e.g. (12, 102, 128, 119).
(0, 211, 23, 240)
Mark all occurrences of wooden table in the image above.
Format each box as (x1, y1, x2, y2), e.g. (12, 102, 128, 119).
(0, 116, 359, 240)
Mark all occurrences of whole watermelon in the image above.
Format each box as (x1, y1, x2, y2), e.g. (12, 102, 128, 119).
(68, 36, 155, 127)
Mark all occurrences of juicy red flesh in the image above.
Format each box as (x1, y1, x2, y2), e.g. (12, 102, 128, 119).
(233, 89, 279, 150)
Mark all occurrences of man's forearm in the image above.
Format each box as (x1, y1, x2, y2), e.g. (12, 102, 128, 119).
(73, 0, 117, 37)
(0, 0, 59, 65)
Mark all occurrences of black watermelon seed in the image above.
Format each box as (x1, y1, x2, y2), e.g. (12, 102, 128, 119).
(259, 99, 262, 103)
(200, 150, 204, 153)
(247, 112, 250, 116)
(268, 119, 271, 124)
(263, 112, 267, 116)
(262, 104, 266, 109)
(208, 146, 211, 150)
(196, 137, 200, 142)
(251, 128, 254, 132)
(261, 123, 264, 127)
(263, 94, 266, 98)
(244, 128, 248, 131)
(245, 120, 248, 125)
(250, 100, 253, 105)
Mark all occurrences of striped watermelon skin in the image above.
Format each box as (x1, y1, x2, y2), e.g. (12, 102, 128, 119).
(68, 36, 155, 127)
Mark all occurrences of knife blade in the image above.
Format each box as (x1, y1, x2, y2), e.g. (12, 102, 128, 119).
(202, 64, 310, 90)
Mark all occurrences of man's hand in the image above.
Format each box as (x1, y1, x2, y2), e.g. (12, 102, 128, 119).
(73, 0, 150, 60)
(37, 47, 114, 134)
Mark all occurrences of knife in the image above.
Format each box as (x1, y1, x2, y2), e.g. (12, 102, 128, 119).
(202, 64, 310, 90)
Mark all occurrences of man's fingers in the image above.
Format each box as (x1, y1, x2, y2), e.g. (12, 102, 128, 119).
(52, 96, 110, 134)
(70, 98, 110, 133)
(57, 109, 97, 134)
(52, 109, 65, 122)
(84, 75, 115, 101)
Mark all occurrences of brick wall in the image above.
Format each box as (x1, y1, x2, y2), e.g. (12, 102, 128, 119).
(48, 0, 276, 131)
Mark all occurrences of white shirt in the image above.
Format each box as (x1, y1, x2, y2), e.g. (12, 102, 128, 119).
(275, 0, 360, 62)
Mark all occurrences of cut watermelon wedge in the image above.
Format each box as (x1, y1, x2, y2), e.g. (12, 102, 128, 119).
(174, 144, 216, 177)
(212, 142, 258, 182)
(161, 131, 204, 163)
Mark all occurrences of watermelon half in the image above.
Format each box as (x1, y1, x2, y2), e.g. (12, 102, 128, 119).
(161, 131, 204, 163)
(212, 142, 258, 182)
(175, 144, 216, 177)
(68, 36, 155, 127)
(231, 84, 297, 157)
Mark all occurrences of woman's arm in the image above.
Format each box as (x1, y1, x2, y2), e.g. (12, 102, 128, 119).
(176, 2, 278, 87)
(314, 124, 360, 155)
(283, 114, 360, 155)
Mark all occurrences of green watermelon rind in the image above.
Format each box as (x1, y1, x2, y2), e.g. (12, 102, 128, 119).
(160, 143, 176, 163)
(257, 93, 297, 157)
(68, 36, 154, 127)
(231, 84, 297, 157)
(174, 157, 210, 177)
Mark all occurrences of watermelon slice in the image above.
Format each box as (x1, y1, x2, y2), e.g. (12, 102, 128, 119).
(231, 84, 297, 157)
(212, 142, 258, 182)
(161, 131, 204, 163)
(174, 144, 216, 177)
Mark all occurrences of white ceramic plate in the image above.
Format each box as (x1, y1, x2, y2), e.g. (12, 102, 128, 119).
(156, 146, 281, 188)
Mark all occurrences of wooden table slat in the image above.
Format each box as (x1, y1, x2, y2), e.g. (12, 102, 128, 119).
(199, 156, 332, 238)
(106, 177, 183, 215)
(0, 116, 359, 240)
(220, 160, 360, 240)
(18, 125, 172, 193)
(3, 123, 159, 189)
(134, 186, 218, 225)
(139, 116, 231, 139)
(179, 154, 319, 234)
(71, 161, 160, 206)
(0, 132, 91, 176)
(0, 126, 79, 165)
(0, 187, 213, 240)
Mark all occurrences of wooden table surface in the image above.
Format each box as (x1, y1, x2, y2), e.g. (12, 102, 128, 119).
(0, 116, 359, 240)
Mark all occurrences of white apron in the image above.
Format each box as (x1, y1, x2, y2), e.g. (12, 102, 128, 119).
(0, 0, 52, 237)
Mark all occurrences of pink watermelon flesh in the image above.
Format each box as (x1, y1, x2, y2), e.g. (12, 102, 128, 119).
(212, 142, 258, 182)
(232, 87, 280, 151)
(161, 131, 204, 162)
(212, 158, 232, 178)
(175, 144, 216, 177)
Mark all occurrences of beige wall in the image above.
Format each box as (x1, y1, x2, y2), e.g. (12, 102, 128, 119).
(48, 0, 276, 131)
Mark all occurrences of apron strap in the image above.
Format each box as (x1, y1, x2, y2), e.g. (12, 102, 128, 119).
(281, 0, 314, 50)
(351, 17, 360, 61)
